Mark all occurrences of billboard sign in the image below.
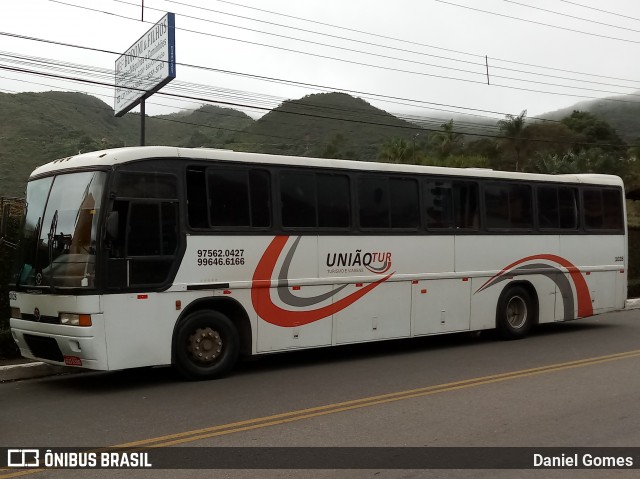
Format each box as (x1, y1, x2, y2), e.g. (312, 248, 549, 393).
(114, 12, 176, 117)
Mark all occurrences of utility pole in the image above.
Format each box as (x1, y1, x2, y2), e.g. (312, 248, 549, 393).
(140, 0, 145, 146)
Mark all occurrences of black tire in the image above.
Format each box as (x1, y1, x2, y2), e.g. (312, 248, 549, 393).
(496, 286, 536, 340)
(173, 310, 240, 380)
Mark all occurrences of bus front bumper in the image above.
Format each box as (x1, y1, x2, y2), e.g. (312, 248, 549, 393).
(10, 317, 109, 371)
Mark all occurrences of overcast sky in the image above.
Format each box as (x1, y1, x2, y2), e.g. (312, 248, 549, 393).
(1, 0, 640, 124)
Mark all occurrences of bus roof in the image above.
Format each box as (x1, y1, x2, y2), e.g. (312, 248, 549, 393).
(30, 146, 624, 187)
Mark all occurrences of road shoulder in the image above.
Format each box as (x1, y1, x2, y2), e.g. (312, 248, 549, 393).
(0, 360, 75, 382)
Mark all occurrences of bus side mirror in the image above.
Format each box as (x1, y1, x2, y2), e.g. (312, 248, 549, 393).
(106, 211, 119, 241)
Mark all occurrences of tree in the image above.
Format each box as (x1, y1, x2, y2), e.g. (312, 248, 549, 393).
(430, 120, 463, 157)
(530, 148, 633, 182)
(378, 138, 411, 163)
(77, 135, 101, 154)
(628, 138, 640, 161)
(561, 110, 626, 153)
(0, 199, 22, 357)
(321, 134, 356, 159)
(464, 138, 499, 159)
(519, 122, 578, 162)
(498, 110, 527, 171)
(186, 130, 212, 148)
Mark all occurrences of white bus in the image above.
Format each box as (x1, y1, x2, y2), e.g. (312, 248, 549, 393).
(8, 146, 627, 379)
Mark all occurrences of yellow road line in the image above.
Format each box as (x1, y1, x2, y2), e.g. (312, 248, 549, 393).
(2, 349, 640, 478)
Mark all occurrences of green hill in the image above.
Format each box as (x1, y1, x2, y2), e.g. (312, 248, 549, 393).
(0, 91, 254, 197)
(229, 92, 421, 160)
(0, 91, 424, 197)
(5, 88, 640, 200)
(152, 104, 255, 147)
(543, 94, 640, 144)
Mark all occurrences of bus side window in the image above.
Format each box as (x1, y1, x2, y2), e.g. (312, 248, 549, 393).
(584, 188, 623, 232)
(208, 169, 250, 227)
(390, 178, 419, 229)
(602, 189, 623, 230)
(358, 176, 390, 229)
(510, 184, 533, 229)
(486, 183, 532, 230)
(188, 166, 271, 230)
(583, 189, 604, 230)
(186, 167, 208, 228)
(128, 203, 162, 256)
(537, 186, 559, 229)
(107, 172, 180, 288)
(453, 181, 479, 230)
(281, 171, 317, 228)
(485, 184, 510, 229)
(558, 187, 578, 230)
(317, 173, 350, 228)
(424, 180, 454, 230)
(537, 186, 578, 231)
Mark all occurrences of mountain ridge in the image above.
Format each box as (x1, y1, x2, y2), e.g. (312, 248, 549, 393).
(1, 89, 638, 198)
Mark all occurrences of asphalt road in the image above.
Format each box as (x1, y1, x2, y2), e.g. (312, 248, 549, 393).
(1, 310, 640, 479)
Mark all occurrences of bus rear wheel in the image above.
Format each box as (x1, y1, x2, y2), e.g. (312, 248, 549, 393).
(173, 310, 239, 380)
(496, 285, 535, 339)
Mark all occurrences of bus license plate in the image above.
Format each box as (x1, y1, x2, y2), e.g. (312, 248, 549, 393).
(64, 356, 82, 367)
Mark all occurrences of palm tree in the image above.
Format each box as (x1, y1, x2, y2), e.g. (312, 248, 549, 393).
(430, 120, 463, 157)
(378, 138, 411, 163)
(498, 110, 527, 171)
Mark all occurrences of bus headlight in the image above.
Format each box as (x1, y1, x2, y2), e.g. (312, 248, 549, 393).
(59, 313, 92, 327)
(10, 307, 21, 319)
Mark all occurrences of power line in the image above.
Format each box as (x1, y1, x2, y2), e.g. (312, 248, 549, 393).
(504, 0, 640, 34)
(119, 0, 640, 92)
(203, 0, 484, 59)
(11, 51, 630, 140)
(0, 64, 423, 131)
(0, 32, 509, 118)
(8, 1, 640, 130)
(0, 50, 503, 132)
(1, 63, 633, 149)
(434, 0, 640, 44)
(558, 0, 640, 24)
(114, 0, 489, 70)
(48, 0, 491, 85)
(0, 47, 576, 141)
(197, 0, 640, 85)
(4, 27, 640, 137)
(0, 81, 303, 143)
(46, 0, 640, 103)
(488, 56, 640, 85)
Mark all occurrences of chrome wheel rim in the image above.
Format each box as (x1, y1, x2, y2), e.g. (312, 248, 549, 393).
(506, 295, 527, 329)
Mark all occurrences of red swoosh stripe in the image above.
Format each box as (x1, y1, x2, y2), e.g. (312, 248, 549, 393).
(251, 236, 393, 327)
(477, 254, 593, 318)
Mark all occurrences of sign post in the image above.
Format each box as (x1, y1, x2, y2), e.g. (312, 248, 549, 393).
(114, 12, 176, 144)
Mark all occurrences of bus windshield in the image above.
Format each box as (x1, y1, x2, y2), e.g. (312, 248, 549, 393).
(14, 171, 107, 289)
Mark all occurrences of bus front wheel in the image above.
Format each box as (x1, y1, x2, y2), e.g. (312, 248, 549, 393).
(173, 310, 240, 380)
(496, 285, 536, 339)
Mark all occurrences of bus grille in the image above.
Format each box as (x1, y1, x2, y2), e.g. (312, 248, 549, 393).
(21, 314, 58, 324)
(23, 335, 64, 363)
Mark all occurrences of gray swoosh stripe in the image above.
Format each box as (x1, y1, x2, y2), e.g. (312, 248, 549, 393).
(479, 263, 574, 320)
(277, 236, 348, 308)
